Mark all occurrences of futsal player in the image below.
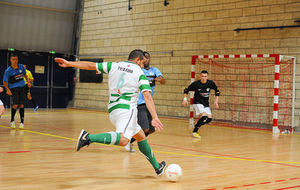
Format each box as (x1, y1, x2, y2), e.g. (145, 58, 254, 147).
(125, 51, 165, 152)
(182, 70, 220, 138)
(54, 49, 166, 176)
(23, 65, 39, 111)
(3, 54, 31, 129)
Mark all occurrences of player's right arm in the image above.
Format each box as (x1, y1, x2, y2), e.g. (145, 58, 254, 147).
(3, 81, 11, 96)
(55, 58, 97, 70)
(3, 71, 12, 96)
(182, 81, 197, 107)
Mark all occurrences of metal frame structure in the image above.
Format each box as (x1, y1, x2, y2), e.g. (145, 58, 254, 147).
(191, 54, 296, 134)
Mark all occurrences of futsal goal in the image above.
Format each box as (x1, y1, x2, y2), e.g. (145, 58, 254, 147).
(190, 54, 296, 134)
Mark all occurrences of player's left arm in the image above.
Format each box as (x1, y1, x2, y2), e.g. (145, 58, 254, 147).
(211, 81, 220, 109)
(143, 90, 163, 132)
(153, 68, 165, 84)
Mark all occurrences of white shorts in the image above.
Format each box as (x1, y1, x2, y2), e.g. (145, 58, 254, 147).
(109, 107, 142, 140)
(193, 104, 211, 116)
(0, 100, 3, 106)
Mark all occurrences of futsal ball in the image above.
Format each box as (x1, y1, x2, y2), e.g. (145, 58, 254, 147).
(165, 164, 182, 182)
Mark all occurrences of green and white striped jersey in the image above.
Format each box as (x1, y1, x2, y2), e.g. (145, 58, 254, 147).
(95, 61, 151, 113)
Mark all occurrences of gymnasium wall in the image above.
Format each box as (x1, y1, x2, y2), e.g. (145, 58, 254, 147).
(0, 0, 77, 53)
(76, 0, 300, 130)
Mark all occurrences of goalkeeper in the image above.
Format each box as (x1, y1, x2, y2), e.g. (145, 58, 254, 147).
(182, 70, 220, 138)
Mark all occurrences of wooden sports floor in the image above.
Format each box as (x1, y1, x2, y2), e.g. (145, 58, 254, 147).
(0, 109, 299, 190)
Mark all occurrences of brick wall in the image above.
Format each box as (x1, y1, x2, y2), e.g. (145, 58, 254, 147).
(76, 0, 300, 130)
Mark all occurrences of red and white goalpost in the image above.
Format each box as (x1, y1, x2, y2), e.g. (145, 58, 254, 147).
(190, 54, 296, 134)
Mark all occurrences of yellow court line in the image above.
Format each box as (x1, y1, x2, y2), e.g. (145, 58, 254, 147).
(65, 109, 300, 137)
(1, 125, 299, 165)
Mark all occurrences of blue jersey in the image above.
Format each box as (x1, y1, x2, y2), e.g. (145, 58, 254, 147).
(137, 67, 163, 105)
(3, 64, 26, 89)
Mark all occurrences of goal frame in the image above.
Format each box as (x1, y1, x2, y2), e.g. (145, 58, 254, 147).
(190, 54, 296, 134)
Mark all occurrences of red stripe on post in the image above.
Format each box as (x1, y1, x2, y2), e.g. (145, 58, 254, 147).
(224, 55, 229, 58)
(191, 72, 195, 78)
(190, 112, 194, 118)
(275, 54, 280, 65)
(274, 104, 279, 111)
(191, 56, 198, 65)
(275, 73, 279, 80)
(213, 55, 219, 58)
(257, 54, 263, 57)
(204, 55, 208, 58)
(234, 54, 240, 58)
(273, 119, 278, 126)
(190, 98, 193, 104)
(274, 88, 279, 95)
(246, 54, 251, 58)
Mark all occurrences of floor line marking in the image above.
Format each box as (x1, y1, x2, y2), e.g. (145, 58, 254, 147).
(1, 124, 299, 165)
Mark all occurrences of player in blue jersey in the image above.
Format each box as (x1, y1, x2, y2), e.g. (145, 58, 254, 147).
(3, 54, 31, 129)
(125, 51, 165, 152)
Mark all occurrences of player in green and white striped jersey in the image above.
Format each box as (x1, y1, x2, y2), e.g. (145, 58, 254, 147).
(54, 49, 166, 176)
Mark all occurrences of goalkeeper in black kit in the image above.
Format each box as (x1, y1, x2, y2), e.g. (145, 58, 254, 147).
(182, 70, 220, 138)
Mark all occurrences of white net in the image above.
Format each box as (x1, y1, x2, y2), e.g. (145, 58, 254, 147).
(192, 55, 295, 130)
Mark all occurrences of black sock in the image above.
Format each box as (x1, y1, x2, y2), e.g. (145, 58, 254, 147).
(130, 138, 136, 143)
(19, 108, 24, 123)
(130, 131, 150, 144)
(193, 116, 208, 133)
(193, 125, 201, 133)
(11, 108, 17, 122)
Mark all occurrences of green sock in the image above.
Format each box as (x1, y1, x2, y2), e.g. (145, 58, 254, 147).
(88, 132, 120, 145)
(138, 139, 160, 169)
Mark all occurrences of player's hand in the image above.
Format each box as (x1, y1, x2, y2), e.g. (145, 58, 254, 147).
(182, 100, 188, 107)
(0, 87, 3, 93)
(55, 58, 70, 68)
(214, 102, 219, 109)
(6, 89, 12, 96)
(27, 83, 32, 88)
(152, 118, 163, 132)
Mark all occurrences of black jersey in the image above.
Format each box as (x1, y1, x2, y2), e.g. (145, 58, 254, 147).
(184, 80, 220, 107)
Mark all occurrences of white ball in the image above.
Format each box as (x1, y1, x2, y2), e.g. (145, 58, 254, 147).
(165, 164, 182, 182)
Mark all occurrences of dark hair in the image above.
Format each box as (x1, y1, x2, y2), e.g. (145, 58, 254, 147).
(143, 51, 150, 57)
(128, 49, 145, 61)
(10, 53, 18, 58)
(201, 70, 208, 74)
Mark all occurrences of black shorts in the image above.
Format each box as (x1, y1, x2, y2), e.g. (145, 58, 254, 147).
(11, 87, 25, 105)
(137, 104, 153, 130)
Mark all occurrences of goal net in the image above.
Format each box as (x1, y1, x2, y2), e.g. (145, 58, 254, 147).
(190, 54, 296, 134)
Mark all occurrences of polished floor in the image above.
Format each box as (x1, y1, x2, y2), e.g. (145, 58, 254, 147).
(0, 109, 299, 190)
